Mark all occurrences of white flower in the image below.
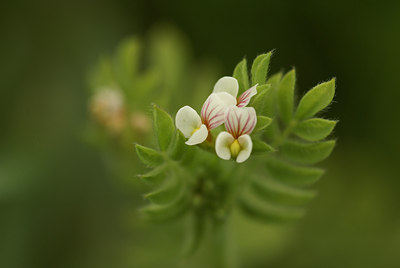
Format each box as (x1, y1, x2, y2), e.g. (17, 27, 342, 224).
(215, 106, 257, 163)
(90, 88, 126, 134)
(213, 76, 258, 108)
(176, 92, 236, 145)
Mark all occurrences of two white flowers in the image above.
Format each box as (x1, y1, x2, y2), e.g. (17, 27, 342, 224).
(175, 76, 258, 163)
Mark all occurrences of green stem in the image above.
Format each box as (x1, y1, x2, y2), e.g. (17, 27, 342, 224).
(211, 218, 237, 268)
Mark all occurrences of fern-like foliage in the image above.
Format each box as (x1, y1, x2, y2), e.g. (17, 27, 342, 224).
(234, 53, 337, 223)
(135, 52, 337, 254)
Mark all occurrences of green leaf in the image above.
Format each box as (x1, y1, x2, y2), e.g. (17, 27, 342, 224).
(294, 118, 337, 141)
(262, 72, 283, 117)
(145, 175, 184, 205)
(266, 72, 283, 88)
(254, 116, 272, 132)
(114, 37, 141, 87)
(169, 130, 186, 160)
(265, 157, 325, 185)
(280, 139, 336, 165)
(141, 193, 190, 222)
(137, 164, 169, 185)
(239, 195, 305, 223)
(295, 78, 336, 120)
(277, 69, 296, 124)
(250, 176, 317, 206)
(153, 104, 175, 151)
(233, 58, 250, 94)
(251, 52, 273, 85)
(249, 84, 271, 115)
(252, 140, 274, 154)
(135, 144, 164, 167)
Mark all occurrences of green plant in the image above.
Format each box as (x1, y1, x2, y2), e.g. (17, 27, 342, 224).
(136, 52, 337, 267)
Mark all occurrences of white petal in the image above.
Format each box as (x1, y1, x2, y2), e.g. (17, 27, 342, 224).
(186, 124, 208, 145)
(224, 106, 257, 138)
(236, 135, 253, 163)
(215, 131, 234, 160)
(237, 84, 258, 108)
(201, 93, 235, 130)
(175, 106, 202, 138)
(213, 76, 239, 98)
(214, 92, 237, 107)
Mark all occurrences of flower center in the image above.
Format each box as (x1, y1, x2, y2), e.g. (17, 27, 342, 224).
(191, 127, 200, 136)
(230, 139, 241, 158)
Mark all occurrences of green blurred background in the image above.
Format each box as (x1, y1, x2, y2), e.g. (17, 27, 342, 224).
(1, 0, 400, 267)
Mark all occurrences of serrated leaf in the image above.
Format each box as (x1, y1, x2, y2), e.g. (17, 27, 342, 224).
(265, 157, 325, 185)
(294, 118, 337, 141)
(233, 58, 250, 94)
(138, 164, 169, 185)
(169, 130, 186, 160)
(252, 140, 274, 154)
(153, 104, 175, 151)
(295, 78, 336, 120)
(141, 193, 190, 222)
(280, 139, 336, 165)
(250, 84, 272, 115)
(250, 176, 317, 206)
(251, 52, 273, 85)
(239, 195, 305, 223)
(135, 144, 164, 167)
(254, 116, 272, 132)
(277, 69, 296, 124)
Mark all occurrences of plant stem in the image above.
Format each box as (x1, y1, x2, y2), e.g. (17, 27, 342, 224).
(211, 218, 237, 268)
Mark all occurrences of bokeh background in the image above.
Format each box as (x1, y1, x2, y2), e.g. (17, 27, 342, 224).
(1, 0, 400, 267)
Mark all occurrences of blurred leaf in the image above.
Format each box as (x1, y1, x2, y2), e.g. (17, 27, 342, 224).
(250, 176, 317, 206)
(138, 164, 169, 185)
(135, 144, 164, 167)
(141, 193, 190, 222)
(251, 52, 273, 85)
(295, 79, 336, 120)
(252, 140, 274, 154)
(153, 104, 175, 151)
(280, 139, 336, 165)
(294, 118, 337, 141)
(114, 37, 141, 83)
(239, 195, 305, 223)
(254, 116, 273, 132)
(265, 157, 325, 185)
(233, 58, 250, 94)
(277, 69, 296, 124)
(145, 175, 184, 204)
(88, 57, 116, 90)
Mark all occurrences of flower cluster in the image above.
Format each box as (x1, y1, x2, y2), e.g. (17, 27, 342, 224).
(175, 77, 258, 163)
